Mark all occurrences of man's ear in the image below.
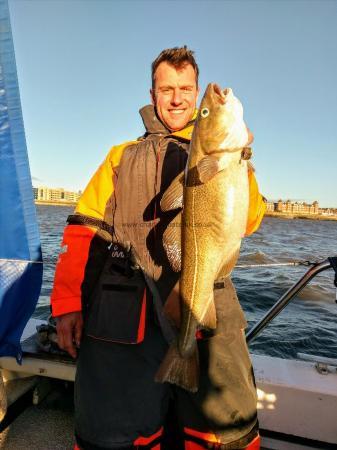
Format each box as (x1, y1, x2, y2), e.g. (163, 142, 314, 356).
(150, 89, 155, 106)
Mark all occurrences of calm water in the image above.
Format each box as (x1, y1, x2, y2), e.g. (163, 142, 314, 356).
(35, 205, 337, 360)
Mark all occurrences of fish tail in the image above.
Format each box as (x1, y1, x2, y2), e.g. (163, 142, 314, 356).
(155, 341, 199, 393)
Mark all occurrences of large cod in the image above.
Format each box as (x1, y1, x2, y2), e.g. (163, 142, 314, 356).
(155, 83, 252, 392)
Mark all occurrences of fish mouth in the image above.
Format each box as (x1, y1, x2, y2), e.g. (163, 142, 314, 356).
(212, 83, 227, 104)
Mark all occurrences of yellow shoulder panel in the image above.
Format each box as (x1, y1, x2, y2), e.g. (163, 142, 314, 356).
(75, 140, 137, 220)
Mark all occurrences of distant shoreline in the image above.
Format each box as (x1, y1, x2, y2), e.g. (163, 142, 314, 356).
(35, 200, 76, 207)
(35, 202, 337, 221)
(265, 211, 337, 221)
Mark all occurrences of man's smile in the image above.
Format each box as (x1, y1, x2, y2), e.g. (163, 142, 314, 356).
(169, 109, 186, 115)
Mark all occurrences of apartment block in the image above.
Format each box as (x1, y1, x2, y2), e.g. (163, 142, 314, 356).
(266, 199, 319, 214)
(33, 186, 82, 203)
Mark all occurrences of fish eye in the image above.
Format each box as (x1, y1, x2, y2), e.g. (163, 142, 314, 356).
(200, 108, 209, 118)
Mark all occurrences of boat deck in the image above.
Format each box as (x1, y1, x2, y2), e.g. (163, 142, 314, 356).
(0, 385, 74, 449)
(1, 376, 333, 450)
(1, 320, 336, 449)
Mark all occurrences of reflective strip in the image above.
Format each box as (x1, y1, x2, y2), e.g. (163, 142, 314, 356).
(245, 435, 260, 450)
(185, 441, 204, 450)
(184, 427, 221, 444)
(184, 428, 260, 449)
(136, 289, 147, 343)
(133, 426, 163, 446)
(185, 438, 260, 450)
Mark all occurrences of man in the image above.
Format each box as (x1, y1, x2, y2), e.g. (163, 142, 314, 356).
(51, 46, 265, 450)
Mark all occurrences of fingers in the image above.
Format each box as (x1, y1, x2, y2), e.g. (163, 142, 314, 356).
(61, 325, 77, 359)
(56, 312, 83, 359)
(74, 315, 83, 348)
(56, 320, 76, 358)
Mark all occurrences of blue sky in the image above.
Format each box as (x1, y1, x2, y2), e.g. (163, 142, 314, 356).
(8, 0, 337, 207)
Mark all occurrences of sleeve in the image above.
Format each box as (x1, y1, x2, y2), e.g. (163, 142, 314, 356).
(50, 143, 128, 317)
(245, 169, 266, 236)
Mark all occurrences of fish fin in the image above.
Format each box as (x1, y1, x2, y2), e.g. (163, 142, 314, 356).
(155, 341, 199, 393)
(163, 212, 182, 272)
(200, 296, 217, 329)
(217, 247, 241, 279)
(160, 172, 184, 212)
(197, 156, 225, 183)
(164, 281, 181, 328)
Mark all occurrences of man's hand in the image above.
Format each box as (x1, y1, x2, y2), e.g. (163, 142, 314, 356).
(56, 311, 83, 359)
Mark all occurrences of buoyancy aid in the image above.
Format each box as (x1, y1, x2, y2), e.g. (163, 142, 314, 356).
(51, 105, 266, 317)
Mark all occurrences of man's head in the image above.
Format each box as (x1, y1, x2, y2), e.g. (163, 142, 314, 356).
(150, 46, 200, 132)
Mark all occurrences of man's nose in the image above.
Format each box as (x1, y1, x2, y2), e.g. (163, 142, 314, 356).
(171, 88, 183, 105)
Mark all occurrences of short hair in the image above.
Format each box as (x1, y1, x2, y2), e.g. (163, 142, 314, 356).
(151, 46, 199, 89)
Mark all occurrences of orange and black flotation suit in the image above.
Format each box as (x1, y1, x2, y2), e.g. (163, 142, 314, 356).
(51, 105, 265, 319)
(51, 105, 266, 450)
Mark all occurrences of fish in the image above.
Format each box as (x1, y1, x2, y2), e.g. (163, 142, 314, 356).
(155, 83, 251, 392)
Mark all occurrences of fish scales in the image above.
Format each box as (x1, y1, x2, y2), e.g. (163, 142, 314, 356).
(156, 83, 250, 392)
(182, 167, 248, 321)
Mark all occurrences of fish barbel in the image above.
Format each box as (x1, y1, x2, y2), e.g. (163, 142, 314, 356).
(155, 83, 251, 392)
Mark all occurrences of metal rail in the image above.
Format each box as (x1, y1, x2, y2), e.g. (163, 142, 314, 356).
(246, 258, 334, 343)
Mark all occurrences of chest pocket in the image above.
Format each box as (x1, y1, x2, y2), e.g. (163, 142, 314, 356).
(84, 244, 147, 344)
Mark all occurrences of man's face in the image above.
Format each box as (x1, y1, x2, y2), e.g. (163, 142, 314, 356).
(151, 61, 199, 132)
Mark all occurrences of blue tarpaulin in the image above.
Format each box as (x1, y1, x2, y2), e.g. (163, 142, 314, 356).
(0, 0, 43, 361)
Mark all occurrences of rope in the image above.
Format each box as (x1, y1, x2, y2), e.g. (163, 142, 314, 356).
(0, 258, 321, 269)
(0, 258, 43, 264)
(235, 261, 316, 269)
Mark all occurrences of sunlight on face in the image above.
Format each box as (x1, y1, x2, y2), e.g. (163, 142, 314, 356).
(151, 61, 199, 132)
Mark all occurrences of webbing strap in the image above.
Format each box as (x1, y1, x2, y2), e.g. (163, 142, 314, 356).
(67, 214, 113, 235)
(143, 273, 177, 344)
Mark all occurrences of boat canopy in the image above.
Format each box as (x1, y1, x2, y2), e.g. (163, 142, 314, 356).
(0, 0, 43, 361)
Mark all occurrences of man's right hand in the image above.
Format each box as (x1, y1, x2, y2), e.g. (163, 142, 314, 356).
(56, 311, 83, 359)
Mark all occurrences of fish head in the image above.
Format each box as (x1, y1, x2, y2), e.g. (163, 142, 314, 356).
(195, 83, 248, 158)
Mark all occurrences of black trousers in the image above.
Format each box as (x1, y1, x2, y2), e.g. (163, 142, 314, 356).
(75, 287, 258, 449)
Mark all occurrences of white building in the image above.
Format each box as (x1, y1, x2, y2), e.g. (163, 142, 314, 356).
(33, 186, 82, 203)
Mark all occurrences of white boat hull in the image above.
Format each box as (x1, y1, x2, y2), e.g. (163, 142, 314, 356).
(252, 354, 337, 445)
(1, 319, 336, 446)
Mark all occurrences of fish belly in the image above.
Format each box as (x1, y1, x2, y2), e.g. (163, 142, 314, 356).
(179, 162, 249, 351)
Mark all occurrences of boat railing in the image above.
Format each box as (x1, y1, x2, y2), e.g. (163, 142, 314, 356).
(245, 257, 337, 343)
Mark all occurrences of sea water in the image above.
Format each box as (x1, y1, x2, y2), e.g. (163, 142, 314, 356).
(34, 205, 337, 360)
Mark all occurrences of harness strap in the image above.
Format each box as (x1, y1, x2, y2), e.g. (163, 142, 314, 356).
(67, 214, 113, 236)
(143, 273, 177, 344)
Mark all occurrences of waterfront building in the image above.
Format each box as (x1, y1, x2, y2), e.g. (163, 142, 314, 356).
(33, 186, 82, 203)
(265, 200, 321, 214)
(266, 201, 275, 212)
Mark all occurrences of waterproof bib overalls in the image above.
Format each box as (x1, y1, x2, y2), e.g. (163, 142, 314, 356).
(51, 105, 266, 450)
